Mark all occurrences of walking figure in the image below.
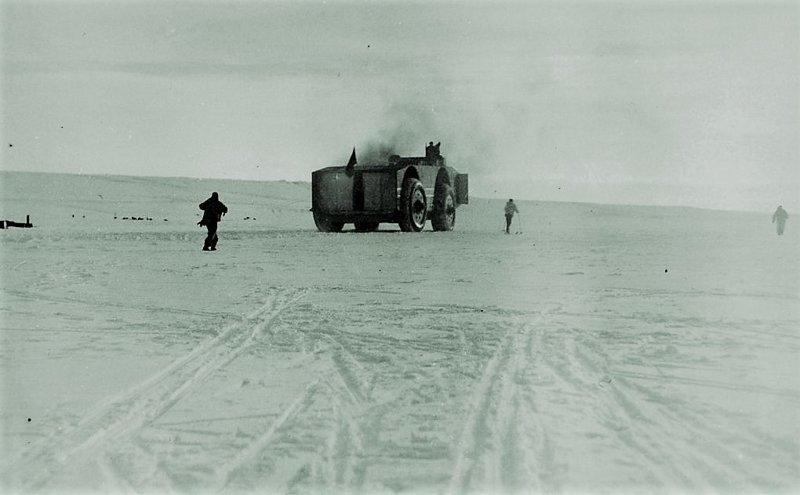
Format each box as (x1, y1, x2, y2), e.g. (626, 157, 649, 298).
(772, 205, 788, 236)
(198, 192, 228, 250)
(504, 198, 519, 234)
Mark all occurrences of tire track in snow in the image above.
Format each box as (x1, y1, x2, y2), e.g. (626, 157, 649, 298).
(325, 332, 376, 489)
(212, 378, 322, 492)
(100, 436, 178, 494)
(300, 329, 371, 492)
(535, 324, 697, 489)
(326, 333, 374, 404)
(446, 305, 561, 495)
(578, 333, 781, 491)
(302, 378, 366, 491)
(11, 287, 307, 492)
(537, 319, 761, 492)
(600, 369, 775, 490)
(213, 316, 372, 493)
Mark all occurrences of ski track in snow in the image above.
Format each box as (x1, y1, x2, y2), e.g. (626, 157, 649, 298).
(211, 377, 322, 492)
(10, 288, 308, 492)
(446, 305, 561, 495)
(5, 284, 799, 494)
(10, 292, 795, 494)
(443, 305, 794, 494)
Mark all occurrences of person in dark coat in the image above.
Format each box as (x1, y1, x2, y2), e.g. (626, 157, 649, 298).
(772, 205, 788, 235)
(198, 192, 228, 250)
(504, 198, 519, 234)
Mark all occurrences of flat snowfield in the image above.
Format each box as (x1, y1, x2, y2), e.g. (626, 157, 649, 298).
(2, 172, 798, 494)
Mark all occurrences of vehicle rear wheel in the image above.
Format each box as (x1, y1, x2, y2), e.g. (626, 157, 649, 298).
(398, 178, 427, 232)
(354, 221, 379, 232)
(313, 211, 344, 232)
(431, 184, 456, 231)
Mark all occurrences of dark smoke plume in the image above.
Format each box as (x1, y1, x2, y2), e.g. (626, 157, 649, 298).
(356, 100, 441, 166)
(357, 141, 398, 166)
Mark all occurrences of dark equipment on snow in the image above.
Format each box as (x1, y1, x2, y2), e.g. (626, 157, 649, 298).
(1, 215, 33, 229)
(311, 143, 468, 232)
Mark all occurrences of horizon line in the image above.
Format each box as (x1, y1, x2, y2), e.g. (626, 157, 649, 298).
(0, 168, 773, 215)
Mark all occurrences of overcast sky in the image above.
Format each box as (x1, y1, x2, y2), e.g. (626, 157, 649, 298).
(2, 0, 798, 212)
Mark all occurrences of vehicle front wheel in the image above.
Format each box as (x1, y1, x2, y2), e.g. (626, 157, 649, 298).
(313, 212, 344, 232)
(398, 178, 427, 232)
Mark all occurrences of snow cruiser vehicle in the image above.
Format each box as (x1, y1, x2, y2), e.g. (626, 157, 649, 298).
(311, 142, 469, 232)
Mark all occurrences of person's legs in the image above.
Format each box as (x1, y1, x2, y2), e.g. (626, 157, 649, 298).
(505, 214, 512, 233)
(777, 220, 785, 235)
(204, 222, 218, 250)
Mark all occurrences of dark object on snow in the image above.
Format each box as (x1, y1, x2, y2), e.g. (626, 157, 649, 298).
(199, 192, 228, 250)
(1, 215, 33, 229)
(311, 142, 468, 232)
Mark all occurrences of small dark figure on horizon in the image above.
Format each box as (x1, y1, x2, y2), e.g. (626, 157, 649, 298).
(198, 192, 228, 251)
(504, 198, 519, 234)
(772, 205, 788, 236)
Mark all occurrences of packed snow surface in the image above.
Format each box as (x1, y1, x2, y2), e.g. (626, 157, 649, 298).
(1, 171, 798, 494)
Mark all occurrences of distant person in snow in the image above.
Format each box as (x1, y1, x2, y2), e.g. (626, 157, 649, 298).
(772, 205, 788, 236)
(198, 192, 228, 251)
(504, 198, 519, 234)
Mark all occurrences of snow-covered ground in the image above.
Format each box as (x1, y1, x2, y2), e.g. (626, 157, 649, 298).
(1, 171, 798, 494)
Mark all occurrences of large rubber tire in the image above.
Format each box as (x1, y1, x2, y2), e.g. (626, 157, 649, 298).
(398, 178, 427, 232)
(431, 184, 456, 231)
(313, 211, 344, 232)
(354, 221, 379, 232)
